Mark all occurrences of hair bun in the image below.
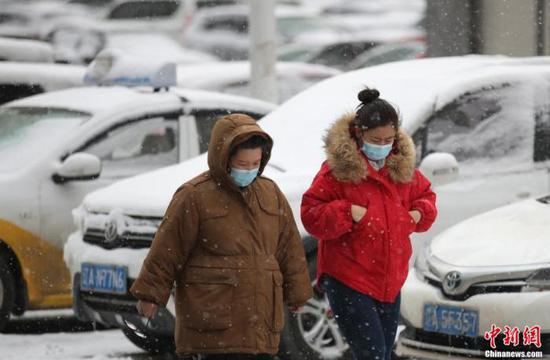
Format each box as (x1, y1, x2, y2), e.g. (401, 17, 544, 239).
(358, 88, 380, 104)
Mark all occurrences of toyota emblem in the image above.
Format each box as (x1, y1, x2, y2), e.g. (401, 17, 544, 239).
(443, 271, 462, 294)
(104, 219, 118, 242)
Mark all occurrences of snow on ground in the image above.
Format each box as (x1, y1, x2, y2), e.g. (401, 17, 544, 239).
(0, 330, 146, 360)
(1, 309, 155, 360)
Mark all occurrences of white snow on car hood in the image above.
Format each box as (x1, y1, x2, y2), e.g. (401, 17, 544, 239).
(82, 56, 550, 218)
(431, 196, 550, 267)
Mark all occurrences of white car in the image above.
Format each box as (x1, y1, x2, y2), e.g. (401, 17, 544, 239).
(64, 56, 550, 358)
(177, 61, 341, 103)
(0, 62, 85, 105)
(0, 55, 275, 331)
(396, 194, 550, 359)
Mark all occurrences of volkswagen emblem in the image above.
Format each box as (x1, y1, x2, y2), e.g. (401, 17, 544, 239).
(443, 271, 462, 294)
(104, 219, 118, 242)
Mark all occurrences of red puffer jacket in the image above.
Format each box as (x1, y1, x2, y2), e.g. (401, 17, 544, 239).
(301, 113, 437, 302)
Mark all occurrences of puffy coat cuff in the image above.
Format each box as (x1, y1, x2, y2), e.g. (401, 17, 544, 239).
(283, 273, 313, 307)
(411, 199, 437, 232)
(129, 265, 172, 307)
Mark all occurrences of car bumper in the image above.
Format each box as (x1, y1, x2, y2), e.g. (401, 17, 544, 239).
(395, 268, 550, 358)
(64, 231, 175, 336)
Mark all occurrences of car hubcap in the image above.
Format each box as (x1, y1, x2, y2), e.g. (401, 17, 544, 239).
(296, 281, 349, 358)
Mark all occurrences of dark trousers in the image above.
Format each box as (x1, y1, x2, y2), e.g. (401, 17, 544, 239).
(179, 354, 274, 360)
(321, 275, 401, 360)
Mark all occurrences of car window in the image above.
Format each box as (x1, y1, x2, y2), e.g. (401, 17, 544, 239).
(193, 109, 263, 153)
(359, 47, 418, 68)
(82, 116, 178, 178)
(0, 13, 28, 25)
(534, 103, 550, 162)
(423, 82, 534, 163)
(0, 107, 90, 173)
(203, 16, 248, 34)
(310, 42, 377, 67)
(0, 83, 44, 105)
(107, 0, 179, 19)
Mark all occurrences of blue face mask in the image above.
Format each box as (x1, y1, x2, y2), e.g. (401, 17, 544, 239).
(361, 141, 393, 161)
(230, 167, 260, 187)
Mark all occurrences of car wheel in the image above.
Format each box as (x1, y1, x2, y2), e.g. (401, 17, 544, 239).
(279, 253, 353, 360)
(122, 326, 175, 355)
(0, 256, 15, 332)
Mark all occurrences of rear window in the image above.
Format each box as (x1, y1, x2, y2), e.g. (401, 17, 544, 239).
(0, 84, 44, 106)
(108, 0, 179, 19)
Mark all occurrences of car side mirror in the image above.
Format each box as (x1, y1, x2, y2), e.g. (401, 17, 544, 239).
(53, 152, 102, 184)
(419, 152, 459, 186)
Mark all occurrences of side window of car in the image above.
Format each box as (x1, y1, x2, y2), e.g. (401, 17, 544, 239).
(192, 109, 263, 153)
(81, 115, 178, 178)
(423, 83, 534, 163)
(534, 104, 550, 162)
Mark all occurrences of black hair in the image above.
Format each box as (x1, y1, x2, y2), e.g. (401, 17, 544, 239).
(353, 88, 400, 132)
(229, 135, 270, 158)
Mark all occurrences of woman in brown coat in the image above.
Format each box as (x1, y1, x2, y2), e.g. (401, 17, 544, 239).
(130, 114, 313, 360)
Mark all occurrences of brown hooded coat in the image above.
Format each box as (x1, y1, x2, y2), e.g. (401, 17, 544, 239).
(130, 114, 312, 356)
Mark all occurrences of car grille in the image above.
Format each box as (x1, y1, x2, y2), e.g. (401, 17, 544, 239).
(400, 326, 550, 355)
(424, 276, 525, 301)
(83, 228, 156, 249)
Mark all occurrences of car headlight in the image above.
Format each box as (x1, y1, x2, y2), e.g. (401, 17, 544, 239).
(72, 205, 87, 233)
(414, 245, 431, 279)
(523, 268, 550, 292)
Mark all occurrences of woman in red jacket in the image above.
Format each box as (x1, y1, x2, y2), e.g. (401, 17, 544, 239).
(301, 88, 437, 360)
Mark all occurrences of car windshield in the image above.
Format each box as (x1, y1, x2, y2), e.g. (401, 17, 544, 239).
(277, 17, 334, 41)
(0, 107, 90, 173)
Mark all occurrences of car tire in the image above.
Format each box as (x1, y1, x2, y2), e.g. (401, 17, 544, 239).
(279, 253, 354, 360)
(121, 327, 175, 355)
(0, 256, 16, 332)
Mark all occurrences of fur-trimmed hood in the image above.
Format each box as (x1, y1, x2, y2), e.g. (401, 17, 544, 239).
(324, 113, 416, 183)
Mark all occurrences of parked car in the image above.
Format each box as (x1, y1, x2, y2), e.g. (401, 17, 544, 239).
(65, 56, 550, 358)
(396, 193, 550, 359)
(177, 61, 341, 103)
(0, 53, 275, 331)
(183, 4, 347, 60)
(0, 61, 85, 105)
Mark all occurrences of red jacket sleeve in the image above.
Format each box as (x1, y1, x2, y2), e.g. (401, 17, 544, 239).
(410, 170, 437, 233)
(300, 165, 354, 241)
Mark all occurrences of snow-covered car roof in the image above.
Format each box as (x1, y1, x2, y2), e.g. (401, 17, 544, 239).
(0, 37, 54, 62)
(81, 55, 550, 215)
(177, 61, 341, 90)
(106, 33, 219, 65)
(5, 86, 276, 118)
(0, 62, 85, 90)
(430, 194, 550, 267)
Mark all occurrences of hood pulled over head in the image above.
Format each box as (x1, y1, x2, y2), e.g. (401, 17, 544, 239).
(207, 113, 273, 189)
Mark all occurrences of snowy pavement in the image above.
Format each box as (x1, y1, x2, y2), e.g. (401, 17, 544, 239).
(1, 310, 167, 360)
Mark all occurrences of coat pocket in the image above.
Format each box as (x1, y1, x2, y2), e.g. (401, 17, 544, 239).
(182, 267, 237, 331)
(271, 271, 284, 332)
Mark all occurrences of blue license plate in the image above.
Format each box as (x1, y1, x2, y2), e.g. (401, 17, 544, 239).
(423, 304, 479, 337)
(81, 263, 128, 294)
